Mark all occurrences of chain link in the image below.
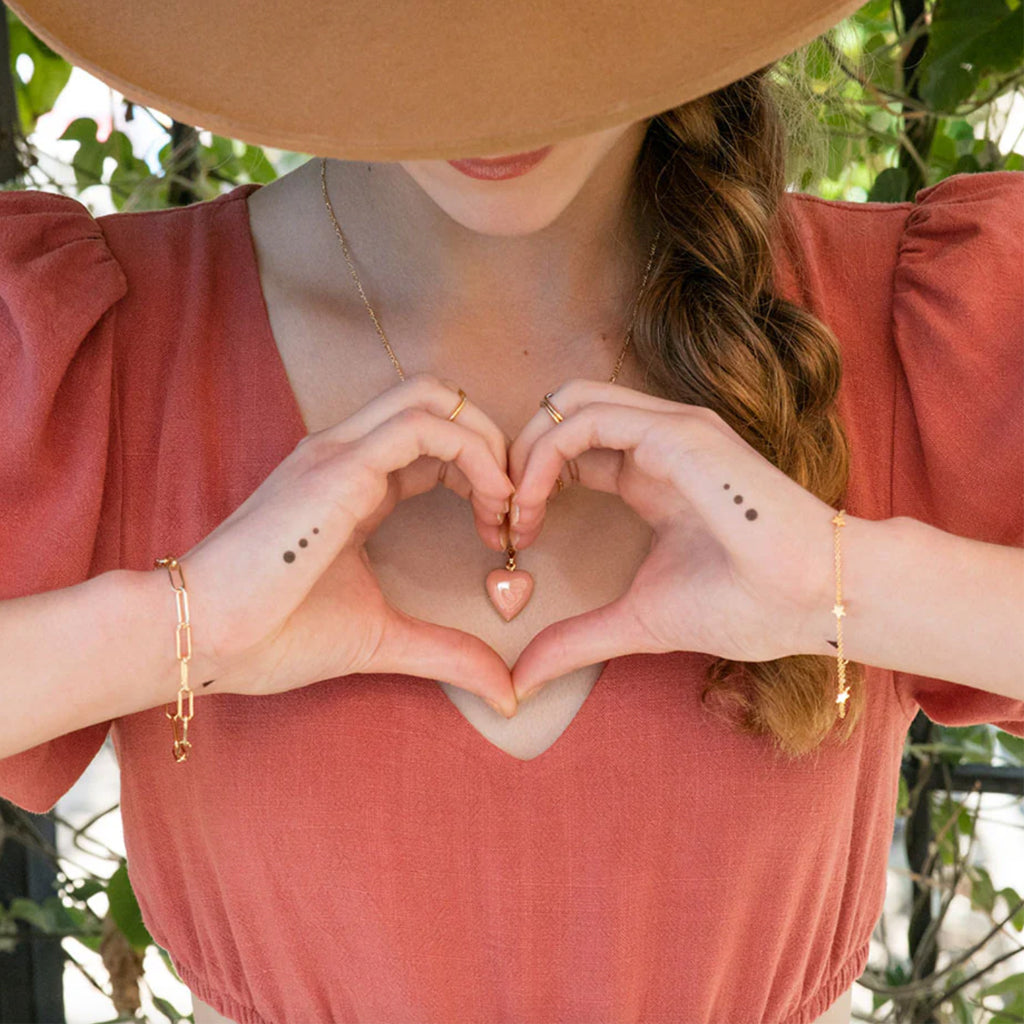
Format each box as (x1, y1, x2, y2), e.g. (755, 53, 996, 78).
(154, 556, 194, 762)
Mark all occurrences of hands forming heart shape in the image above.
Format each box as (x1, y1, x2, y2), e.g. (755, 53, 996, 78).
(189, 373, 853, 718)
(372, 375, 848, 711)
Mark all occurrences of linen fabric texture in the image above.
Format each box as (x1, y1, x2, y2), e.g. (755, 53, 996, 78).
(0, 171, 1022, 1024)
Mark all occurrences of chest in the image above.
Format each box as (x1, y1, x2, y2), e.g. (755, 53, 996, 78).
(264, 290, 654, 760)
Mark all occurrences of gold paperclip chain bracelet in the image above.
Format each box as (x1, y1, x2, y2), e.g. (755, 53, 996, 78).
(154, 556, 194, 762)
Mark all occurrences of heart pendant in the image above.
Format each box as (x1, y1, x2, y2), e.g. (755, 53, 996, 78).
(485, 565, 535, 621)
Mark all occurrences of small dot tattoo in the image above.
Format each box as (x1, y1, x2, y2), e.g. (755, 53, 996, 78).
(724, 483, 758, 521)
(283, 528, 319, 562)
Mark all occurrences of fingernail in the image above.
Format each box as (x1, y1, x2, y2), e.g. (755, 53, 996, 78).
(510, 501, 520, 526)
(486, 697, 517, 719)
(499, 521, 510, 549)
(496, 509, 505, 524)
(516, 685, 542, 705)
(503, 497, 512, 515)
(510, 529, 520, 547)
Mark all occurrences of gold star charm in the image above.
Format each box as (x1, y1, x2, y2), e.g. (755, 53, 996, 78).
(835, 685, 851, 715)
(832, 602, 846, 619)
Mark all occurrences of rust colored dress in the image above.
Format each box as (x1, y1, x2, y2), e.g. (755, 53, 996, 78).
(1, 171, 1022, 1023)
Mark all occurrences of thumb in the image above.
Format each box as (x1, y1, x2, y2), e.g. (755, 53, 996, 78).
(511, 596, 639, 702)
(371, 605, 517, 717)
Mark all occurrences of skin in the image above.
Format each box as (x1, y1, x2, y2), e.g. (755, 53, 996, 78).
(189, 121, 852, 1024)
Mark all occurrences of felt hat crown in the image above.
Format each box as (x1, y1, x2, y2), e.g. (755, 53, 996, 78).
(8, 0, 866, 161)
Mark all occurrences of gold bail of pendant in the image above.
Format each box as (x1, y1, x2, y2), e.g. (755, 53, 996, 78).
(486, 543, 535, 622)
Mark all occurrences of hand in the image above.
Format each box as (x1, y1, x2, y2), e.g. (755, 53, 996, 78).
(505, 379, 839, 702)
(177, 374, 519, 715)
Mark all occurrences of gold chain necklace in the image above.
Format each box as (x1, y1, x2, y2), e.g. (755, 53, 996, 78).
(318, 156, 660, 621)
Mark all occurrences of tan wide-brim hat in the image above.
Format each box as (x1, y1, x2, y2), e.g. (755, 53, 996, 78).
(8, 0, 866, 161)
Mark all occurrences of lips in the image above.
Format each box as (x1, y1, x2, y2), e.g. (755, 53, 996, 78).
(447, 145, 553, 180)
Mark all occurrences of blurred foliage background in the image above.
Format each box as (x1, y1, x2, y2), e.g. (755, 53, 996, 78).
(0, 0, 1021, 1021)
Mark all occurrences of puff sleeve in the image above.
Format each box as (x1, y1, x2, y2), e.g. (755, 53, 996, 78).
(889, 171, 1024, 736)
(0, 189, 128, 810)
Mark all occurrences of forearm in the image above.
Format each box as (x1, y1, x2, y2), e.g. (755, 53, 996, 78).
(0, 569, 216, 760)
(798, 515, 1024, 701)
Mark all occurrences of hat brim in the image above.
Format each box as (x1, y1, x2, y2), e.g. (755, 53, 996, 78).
(8, 0, 866, 161)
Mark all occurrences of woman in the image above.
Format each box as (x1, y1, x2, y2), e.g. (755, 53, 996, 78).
(1, 0, 1022, 1021)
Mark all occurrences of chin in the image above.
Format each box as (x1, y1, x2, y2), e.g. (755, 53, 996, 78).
(407, 168, 584, 238)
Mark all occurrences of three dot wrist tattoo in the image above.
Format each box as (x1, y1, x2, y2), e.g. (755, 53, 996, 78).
(283, 526, 320, 563)
(722, 481, 758, 520)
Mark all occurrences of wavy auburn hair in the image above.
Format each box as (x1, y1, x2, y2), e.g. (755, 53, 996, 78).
(623, 28, 867, 759)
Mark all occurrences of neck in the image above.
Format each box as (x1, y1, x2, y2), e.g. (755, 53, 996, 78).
(310, 126, 655, 374)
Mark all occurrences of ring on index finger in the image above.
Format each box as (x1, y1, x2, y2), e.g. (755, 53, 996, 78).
(541, 392, 580, 485)
(438, 388, 468, 482)
(540, 392, 564, 423)
(447, 388, 468, 421)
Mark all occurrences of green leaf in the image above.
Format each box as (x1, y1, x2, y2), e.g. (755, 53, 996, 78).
(995, 730, 1024, 764)
(868, 166, 910, 202)
(106, 862, 153, 952)
(952, 153, 982, 174)
(64, 878, 105, 903)
(7, 13, 72, 131)
(917, 0, 1024, 112)
(59, 117, 108, 192)
(1002, 889, 1024, 930)
(957, 805, 975, 836)
(151, 994, 191, 1023)
(241, 144, 278, 184)
(968, 865, 996, 914)
(950, 990, 974, 1024)
(8, 895, 79, 933)
(978, 973, 1024, 1000)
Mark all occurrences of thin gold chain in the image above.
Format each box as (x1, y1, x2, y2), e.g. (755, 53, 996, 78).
(831, 509, 851, 718)
(318, 157, 660, 385)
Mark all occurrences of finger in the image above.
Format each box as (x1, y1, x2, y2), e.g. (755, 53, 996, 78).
(337, 408, 515, 530)
(508, 378, 714, 482)
(512, 403, 687, 544)
(510, 594, 648, 702)
(374, 604, 517, 717)
(317, 372, 510, 474)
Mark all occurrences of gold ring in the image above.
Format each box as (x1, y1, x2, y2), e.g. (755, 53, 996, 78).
(567, 459, 580, 483)
(447, 388, 468, 421)
(540, 392, 564, 423)
(555, 476, 565, 493)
